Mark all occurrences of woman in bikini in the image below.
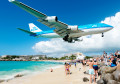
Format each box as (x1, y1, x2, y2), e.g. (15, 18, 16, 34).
(93, 59, 98, 79)
(65, 63, 70, 75)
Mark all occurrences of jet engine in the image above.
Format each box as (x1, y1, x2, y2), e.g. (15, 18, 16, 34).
(45, 16, 58, 22)
(67, 25, 78, 31)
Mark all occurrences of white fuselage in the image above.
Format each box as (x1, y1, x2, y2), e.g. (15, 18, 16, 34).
(69, 27, 112, 37)
(40, 27, 113, 38)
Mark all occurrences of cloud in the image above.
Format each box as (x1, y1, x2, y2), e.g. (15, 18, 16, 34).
(32, 12, 120, 57)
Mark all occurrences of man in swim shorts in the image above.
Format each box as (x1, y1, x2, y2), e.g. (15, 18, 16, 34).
(87, 59, 95, 84)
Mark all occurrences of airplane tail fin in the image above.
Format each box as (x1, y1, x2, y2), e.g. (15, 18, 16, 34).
(29, 23, 42, 33)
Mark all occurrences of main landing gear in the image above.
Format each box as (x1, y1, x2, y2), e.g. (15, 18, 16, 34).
(63, 35, 73, 43)
(63, 35, 83, 43)
(63, 34, 69, 41)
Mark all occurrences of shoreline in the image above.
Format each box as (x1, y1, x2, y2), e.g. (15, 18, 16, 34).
(0, 65, 63, 84)
(1, 63, 93, 84)
(0, 61, 64, 83)
(0, 60, 71, 62)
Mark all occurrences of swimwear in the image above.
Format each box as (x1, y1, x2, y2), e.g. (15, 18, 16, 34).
(89, 69, 94, 75)
(111, 63, 117, 67)
(93, 65, 98, 70)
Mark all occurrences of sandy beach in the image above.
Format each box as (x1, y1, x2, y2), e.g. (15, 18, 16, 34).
(1, 63, 96, 84)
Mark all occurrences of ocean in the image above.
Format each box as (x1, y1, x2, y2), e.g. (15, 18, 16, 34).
(0, 61, 63, 80)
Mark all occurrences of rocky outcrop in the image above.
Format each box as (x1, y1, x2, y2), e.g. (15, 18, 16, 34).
(0, 80, 5, 83)
(113, 70, 120, 82)
(83, 70, 89, 74)
(14, 74, 24, 78)
(97, 79, 104, 84)
(105, 67, 117, 73)
(103, 73, 114, 83)
(97, 65, 120, 84)
(98, 66, 116, 78)
(107, 80, 118, 84)
(83, 77, 89, 82)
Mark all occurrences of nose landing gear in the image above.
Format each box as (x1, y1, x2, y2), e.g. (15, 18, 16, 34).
(102, 33, 104, 37)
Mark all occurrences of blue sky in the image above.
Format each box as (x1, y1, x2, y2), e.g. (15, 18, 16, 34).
(0, 0, 120, 56)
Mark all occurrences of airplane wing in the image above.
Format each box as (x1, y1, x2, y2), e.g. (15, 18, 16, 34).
(9, 0, 69, 37)
(17, 28, 36, 34)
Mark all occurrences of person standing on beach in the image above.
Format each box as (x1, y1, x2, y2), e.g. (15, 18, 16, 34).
(115, 50, 118, 57)
(74, 62, 77, 68)
(65, 63, 70, 75)
(82, 59, 86, 71)
(103, 51, 108, 65)
(118, 51, 120, 59)
(93, 59, 98, 79)
(111, 54, 114, 63)
(87, 59, 95, 84)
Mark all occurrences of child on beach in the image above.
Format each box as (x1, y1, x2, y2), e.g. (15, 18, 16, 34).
(51, 68, 53, 72)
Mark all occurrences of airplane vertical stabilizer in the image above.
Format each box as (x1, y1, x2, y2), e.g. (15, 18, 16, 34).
(29, 23, 42, 33)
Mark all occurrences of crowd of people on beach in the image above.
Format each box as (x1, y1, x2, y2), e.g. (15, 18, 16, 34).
(86, 50, 120, 84)
(64, 50, 120, 84)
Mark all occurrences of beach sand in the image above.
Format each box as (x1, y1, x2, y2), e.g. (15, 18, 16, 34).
(2, 63, 98, 84)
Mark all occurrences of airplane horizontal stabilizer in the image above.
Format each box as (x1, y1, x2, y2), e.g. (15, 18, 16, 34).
(17, 28, 36, 34)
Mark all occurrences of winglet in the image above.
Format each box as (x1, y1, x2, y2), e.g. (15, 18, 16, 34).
(8, 0, 16, 2)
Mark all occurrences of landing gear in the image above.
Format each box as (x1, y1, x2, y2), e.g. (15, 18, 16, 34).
(63, 34, 69, 41)
(68, 38, 73, 43)
(73, 37, 83, 42)
(63, 35, 73, 43)
(102, 33, 104, 37)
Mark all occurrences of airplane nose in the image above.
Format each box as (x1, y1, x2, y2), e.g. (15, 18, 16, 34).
(110, 27, 113, 29)
(107, 27, 113, 31)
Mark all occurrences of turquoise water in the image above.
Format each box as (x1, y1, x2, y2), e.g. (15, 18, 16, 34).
(0, 61, 63, 80)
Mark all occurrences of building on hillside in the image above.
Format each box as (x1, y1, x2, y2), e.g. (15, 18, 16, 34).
(1, 55, 7, 58)
(0, 55, 46, 61)
(73, 52, 86, 60)
(32, 56, 39, 60)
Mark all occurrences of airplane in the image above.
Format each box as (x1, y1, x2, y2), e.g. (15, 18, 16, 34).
(9, 0, 113, 43)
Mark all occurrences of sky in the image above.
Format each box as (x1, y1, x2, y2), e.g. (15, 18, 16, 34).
(0, 0, 120, 56)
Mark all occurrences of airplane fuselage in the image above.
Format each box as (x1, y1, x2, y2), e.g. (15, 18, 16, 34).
(35, 23, 113, 38)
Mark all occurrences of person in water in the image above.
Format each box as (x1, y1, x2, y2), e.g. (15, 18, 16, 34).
(87, 59, 95, 84)
(93, 59, 98, 79)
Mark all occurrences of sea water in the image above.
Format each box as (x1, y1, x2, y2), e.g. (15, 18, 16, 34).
(0, 61, 63, 80)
